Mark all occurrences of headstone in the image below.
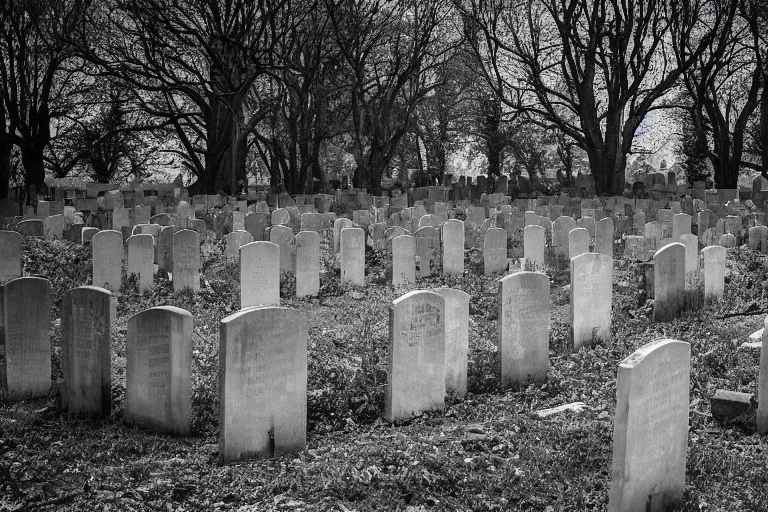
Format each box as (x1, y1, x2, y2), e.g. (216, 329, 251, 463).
(523, 225, 545, 270)
(498, 271, 549, 387)
(341, 227, 365, 286)
(240, 242, 280, 308)
(225, 230, 254, 263)
(434, 288, 470, 397)
(680, 234, 699, 279)
(568, 227, 590, 260)
(653, 243, 685, 322)
(483, 228, 507, 275)
(125, 306, 192, 435)
(245, 212, 270, 241)
(392, 235, 416, 287)
(571, 253, 612, 348)
(271, 208, 290, 226)
(81, 226, 99, 246)
(61, 286, 112, 418)
(189, 218, 207, 237)
(0, 230, 23, 283)
(608, 339, 690, 512)
(127, 234, 154, 291)
(385, 290, 445, 422)
(553, 216, 577, 267)
(218, 306, 307, 463)
(333, 218, 354, 254)
(92, 230, 124, 292)
(157, 225, 178, 272)
(16, 219, 44, 238)
(577, 216, 595, 238)
(718, 233, 736, 248)
(173, 229, 200, 292)
(1, 277, 51, 398)
(415, 226, 440, 277)
(758, 318, 768, 434)
(270, 225, 296, 275)
(749, 225, 768, 251)
(442, 219, 464, 275)
(595, 217, 614, 256)
(44, 214, 65, 239)
(671, 213, 692, 243)
(294, 231, 320, 298)
(702, 245, 725, 304)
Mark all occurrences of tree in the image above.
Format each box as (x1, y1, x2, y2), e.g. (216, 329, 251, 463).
(457, 0, 723, 195)
(325, 0, 462, 194)
(72, 0, 299, 194)
(676, 0, 765, 189)
(0, 0, 83, 204)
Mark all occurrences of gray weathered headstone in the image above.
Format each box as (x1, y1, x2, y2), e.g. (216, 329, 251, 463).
(219, 306, 307, 463)
(157, 225, 178, 273)
(0, 230, 23, 283)
(434, 288, 470, 397)
(245, 212, 270, 241)
(672, 213, 692, 242)
(653, 243, 685, 322)
(341, 227, 365, 286)
(571, 253, 612, 348)
(680, 234, 699, 279)
(240, 241, 280, 308)
(608, 339, 690, 512)
(415, 226, 440, 277)
(173, 229, 200, 292)
(270, 225, 295, 275)
(92, 230, 124, 292)
(1, 277, 51, 398)
(385, 290, 445, 422)
(61, 286, 112, 418)
(595, 217, 614, 257)
(758, 318, 768, 434)
(225, 230, 254, 263)
(333, 218, 354, 254)
(392, 235, 416, 287)
(523, 225, 545, 270)
(553, 216, 577, 267)
(483, 227, 507, 275)
(568, 227, 590, 260)
(127, 234, 154, 291)
(442, 219, 464, 275)
(702, 245, 725, 303)
(498, 271, 550, 387)
(294, 231, 320, 298)
(16, 219, 44, 238)
(125, 306, 192, 435)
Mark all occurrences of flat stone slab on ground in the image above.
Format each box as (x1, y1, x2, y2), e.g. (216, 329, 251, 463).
(711, 390, 754, 422)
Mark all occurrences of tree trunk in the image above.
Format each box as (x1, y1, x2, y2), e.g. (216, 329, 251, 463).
(0, 139, 11, 200)
(761, 81, 768, 177)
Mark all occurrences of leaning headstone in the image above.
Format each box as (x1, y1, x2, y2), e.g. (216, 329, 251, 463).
(571, 253, 612, 348)
(173, 229, 200, 292)
(702, 245, 725, 304)
(523, 225, 546, 270)
(92, 230, 124, 292)
(498, 272, 550, 387)
(125, 306, 193, 435)
(225, 230, 254, 263)
(442, 219, 464, 275)
(434, 288, 470, 396)
(653, 243, 685, 322)
(568, 227, 590, 260)
(595, 217, 614, 256)
(81, 226, 99, 246)
(219, 306, 307, 463)
(240, 241, 280, 308)
(0, 230, 23, 283)
(127, 234, 154, 291)
(61, 286, 112, 418)
(758, 318, 768, 434)
(385, 290, 445, 422)
(294, 231, 320, 298)
(1, 277, 51, 398)
(483, 227, 507, 275)
(341, 227, 365, 286)
(392, 235, 416, 287)
(608, 339, 690, 512)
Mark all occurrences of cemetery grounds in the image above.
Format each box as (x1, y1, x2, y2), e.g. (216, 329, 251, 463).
(1, 233, 767, 511)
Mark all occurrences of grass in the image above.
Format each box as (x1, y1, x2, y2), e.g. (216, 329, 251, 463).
(1, 235, 767, 511)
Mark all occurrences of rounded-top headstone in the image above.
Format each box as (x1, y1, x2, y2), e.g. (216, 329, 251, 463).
(0, 230, 23, 283)
(92, 230, 124, 292)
